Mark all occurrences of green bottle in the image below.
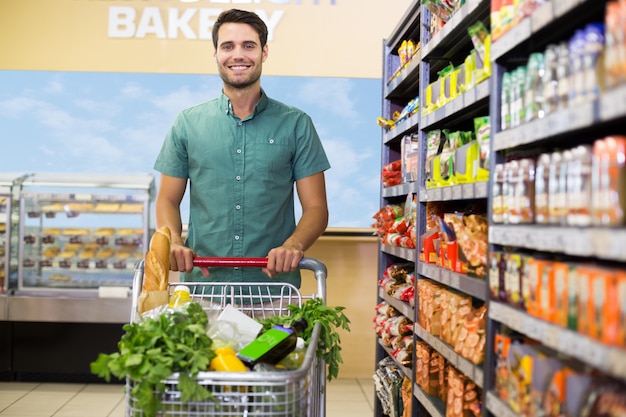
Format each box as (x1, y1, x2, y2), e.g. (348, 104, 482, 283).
(237, 318, 308, 368)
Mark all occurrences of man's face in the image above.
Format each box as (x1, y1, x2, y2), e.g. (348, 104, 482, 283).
(214, 22, 268, 89)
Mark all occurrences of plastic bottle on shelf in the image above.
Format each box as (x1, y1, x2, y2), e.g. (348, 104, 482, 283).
(501, 71, 512, 131)
(236, 318, 308, 368)
(168, 285, 191, 308)
(535, 153, 551, 224)
(492, 163, 505, 224)
(582, 23, 605, 100)
(556, 42, 570, 110)
(517, 159, 535, 224)
(542, 44, 559, 115)
(507, 160, 520, 224)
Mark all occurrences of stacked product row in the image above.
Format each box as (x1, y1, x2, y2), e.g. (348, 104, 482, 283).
(491, 136, 626, 226)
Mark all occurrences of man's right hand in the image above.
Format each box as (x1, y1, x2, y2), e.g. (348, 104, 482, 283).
(170, 242, 210, 277)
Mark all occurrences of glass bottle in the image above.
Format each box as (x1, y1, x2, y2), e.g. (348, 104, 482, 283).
(237, 318, 308, 368)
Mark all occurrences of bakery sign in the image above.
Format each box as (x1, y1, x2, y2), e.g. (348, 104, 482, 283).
(0, 0, 411, 79)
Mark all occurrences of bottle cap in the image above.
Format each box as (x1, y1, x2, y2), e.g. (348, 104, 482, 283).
(174, 285, 190, 293)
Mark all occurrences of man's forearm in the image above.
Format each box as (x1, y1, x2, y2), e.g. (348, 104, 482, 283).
(283, 205, 328, 252)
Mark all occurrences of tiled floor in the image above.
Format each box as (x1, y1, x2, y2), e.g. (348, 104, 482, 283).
(0, 378, 374, 417)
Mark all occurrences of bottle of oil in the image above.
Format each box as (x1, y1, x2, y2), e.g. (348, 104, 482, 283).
(236, 318, 308, 368)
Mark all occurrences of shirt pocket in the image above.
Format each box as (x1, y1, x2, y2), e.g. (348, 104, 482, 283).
(252, 136, 293, 177)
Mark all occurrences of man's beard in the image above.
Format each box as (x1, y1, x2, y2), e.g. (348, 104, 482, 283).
(219, 65, 262, 90)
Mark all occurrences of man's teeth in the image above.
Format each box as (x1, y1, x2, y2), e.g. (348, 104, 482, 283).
(231, 66, 248, 70)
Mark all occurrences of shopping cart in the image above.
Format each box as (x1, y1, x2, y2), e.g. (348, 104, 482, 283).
(127, 256, 328, 417)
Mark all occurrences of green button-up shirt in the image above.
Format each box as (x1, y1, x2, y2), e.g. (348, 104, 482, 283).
(154, 90, 330, 287)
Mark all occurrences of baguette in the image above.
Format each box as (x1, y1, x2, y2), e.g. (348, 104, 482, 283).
(142, 226, 171, 292)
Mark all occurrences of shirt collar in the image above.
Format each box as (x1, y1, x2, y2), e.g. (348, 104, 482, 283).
(219, 88, 269, 119)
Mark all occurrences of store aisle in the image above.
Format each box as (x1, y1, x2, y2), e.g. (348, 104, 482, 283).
(0, 378, 374, 417)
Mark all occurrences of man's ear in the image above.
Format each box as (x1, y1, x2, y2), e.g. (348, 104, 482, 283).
(262, 45, 268, 62)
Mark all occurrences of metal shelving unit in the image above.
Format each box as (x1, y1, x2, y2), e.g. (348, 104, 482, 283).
(485, 0, 626, 415)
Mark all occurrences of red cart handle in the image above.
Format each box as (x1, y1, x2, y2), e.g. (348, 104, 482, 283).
(193, 257, 268, 268)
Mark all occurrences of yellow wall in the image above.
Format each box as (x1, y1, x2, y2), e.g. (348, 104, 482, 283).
(300, 231, 379, 379)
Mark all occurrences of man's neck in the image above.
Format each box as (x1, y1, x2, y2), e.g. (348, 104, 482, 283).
(224, 85, 262, 119)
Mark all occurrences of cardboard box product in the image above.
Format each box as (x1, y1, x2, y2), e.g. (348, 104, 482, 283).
(588, 268, 617, 343)
(551, 262, 571, 328)
(616, 271, 626, 347)
(488, 251, 503, 300)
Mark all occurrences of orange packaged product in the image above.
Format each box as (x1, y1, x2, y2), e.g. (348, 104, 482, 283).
(590, 268, 618, 345)
(575, 265, 595, 337)
(616, 271, 626, 347)
(605, 136, 626, 225)
(551, 262, 571, 327)
(531, 259, 554, 320)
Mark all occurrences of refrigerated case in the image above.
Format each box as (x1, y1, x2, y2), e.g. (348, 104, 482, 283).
(10, 173, 154, 324)
(16, 173, 154, 295)
(6, 173, 154, 381)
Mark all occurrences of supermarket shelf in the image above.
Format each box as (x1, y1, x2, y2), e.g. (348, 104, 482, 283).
(489, 302, 626, 380)
(378, 339, 413, 381)
(386, 57, 421, 99)
(418, 263, 487, 301)
(485, 391, 519, 417)
(378, 287, 415, 319)
(413, 383, 446, 417)
(382, 182, 419, 199)
(381, 244, 416, 263)
(493, 99, 596, 150)
(494, 83, 626, 151)
(419, 181, 489, 202)
(383, 113, 419, 144)
(421, 79, 490, 129)
(420, 0, 489, 61)
(489, 225, 626, 262)
(414, 324, 484, 387)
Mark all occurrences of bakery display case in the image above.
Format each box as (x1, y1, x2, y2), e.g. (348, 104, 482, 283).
(15, 173, 154, 295)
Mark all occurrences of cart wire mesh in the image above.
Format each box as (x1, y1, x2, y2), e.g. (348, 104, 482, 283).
(126, 258, 327, 417)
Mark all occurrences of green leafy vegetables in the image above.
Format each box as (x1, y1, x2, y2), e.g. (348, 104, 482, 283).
(90, 302, 215, 417)
(258, 298, 351, 381)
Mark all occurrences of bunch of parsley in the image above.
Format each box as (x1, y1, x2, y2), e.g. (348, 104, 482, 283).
(91, 302, 215, 417)
(258, 298, 351, 381)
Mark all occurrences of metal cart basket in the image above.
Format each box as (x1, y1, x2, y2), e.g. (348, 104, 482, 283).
(127, 257, 328, 417)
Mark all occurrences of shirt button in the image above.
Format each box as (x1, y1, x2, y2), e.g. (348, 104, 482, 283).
(269, 139, 275, 144)
(234, 235, 240, 240)
(238, 121, 243, 126)
(236, 149, 242, 154)
(235, 205, 241, 210)
(236, 175, 241, 181)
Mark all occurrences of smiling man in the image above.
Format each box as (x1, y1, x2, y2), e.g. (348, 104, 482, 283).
(153, 9, 330, 288)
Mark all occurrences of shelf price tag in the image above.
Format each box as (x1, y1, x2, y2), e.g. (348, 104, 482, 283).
(442, 187, 452, 201)
(462, 183, 474, 199)
(452, 185, 463, 200)
(475, 181, 488, 198)
(494, 130, 513, 151)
